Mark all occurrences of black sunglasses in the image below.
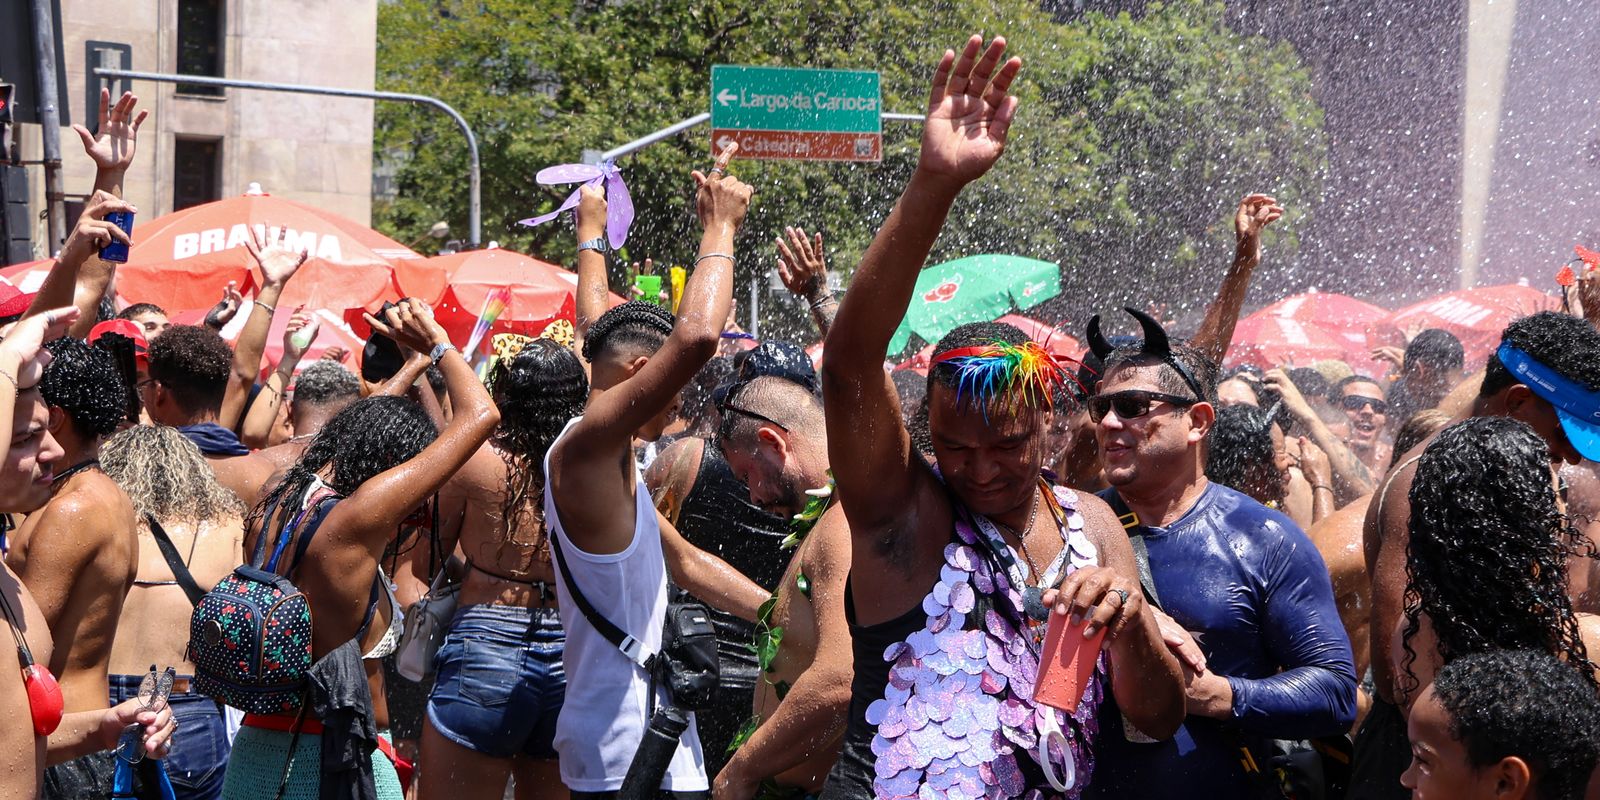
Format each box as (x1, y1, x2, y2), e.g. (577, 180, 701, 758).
(716, 382, 790, 439)
(1088, 390, 1198, 423)
(1341, 395, 1388, 414)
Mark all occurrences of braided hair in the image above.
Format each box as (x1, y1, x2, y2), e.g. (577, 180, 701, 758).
(581, 300, 675, 363)
(40, 337, 128, 438)
(249, 395, 437, 555)
(1400, 417, 1598, 697)
(487, 339, 588, 555)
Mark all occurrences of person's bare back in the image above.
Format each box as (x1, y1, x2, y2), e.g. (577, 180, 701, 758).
(5, 468, 138, 712)
(441, 441, 557, 608)
(205, 451, 280, 510)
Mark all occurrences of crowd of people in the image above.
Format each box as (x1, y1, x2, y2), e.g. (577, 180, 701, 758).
(5, 33, 1600, 800)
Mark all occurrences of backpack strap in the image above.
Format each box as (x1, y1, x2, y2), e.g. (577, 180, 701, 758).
(548, 530, 651, 668)
(145, 514, 205, 608)
(1103, 489, 1164, 611)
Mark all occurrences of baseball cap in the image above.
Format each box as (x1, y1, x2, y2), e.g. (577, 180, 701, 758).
(1497, 343, 1600, 461)
(0, 279, 36, 320)
(712, 340, 819, 405)
(88, 319, 149, 366)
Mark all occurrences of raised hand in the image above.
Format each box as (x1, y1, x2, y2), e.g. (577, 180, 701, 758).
(58, 191, 135, 266)
(1370, 345, 1405, 372)
(1234, 193, 1283, 264)
(204, 281, 244, 330)
(1263, 367, 1313, 422)
(0, 307, 81, 388)
(918, 35, 1023, 187)
(693, 142, 753, 232)
(576, 183, 608, 242)
(282, 306, 319, 363)
(776, 226, 829, 300)
(244, 224, 310, 288)
(71, 89, 148, 174)
(320, 345, 351, 365)
(363, 299, 450, 356)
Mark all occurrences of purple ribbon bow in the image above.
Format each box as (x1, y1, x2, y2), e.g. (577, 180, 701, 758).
(516, 160, 634, 250)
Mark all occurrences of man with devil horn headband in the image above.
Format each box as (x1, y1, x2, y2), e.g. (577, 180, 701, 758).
(816, 35, 1184, 800)
(1081, 307, 1356, 798)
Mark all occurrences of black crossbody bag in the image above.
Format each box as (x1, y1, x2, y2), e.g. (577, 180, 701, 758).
(1103, 490, 1353, 800)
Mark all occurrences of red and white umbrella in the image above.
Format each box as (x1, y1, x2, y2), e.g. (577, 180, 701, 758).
(1227, 292, 1389, 373)
(1370, 284, 1560, 368)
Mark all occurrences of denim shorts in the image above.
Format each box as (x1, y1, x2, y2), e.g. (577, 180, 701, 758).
(109, 672, 230, 800)
(426, 604, 565, 759)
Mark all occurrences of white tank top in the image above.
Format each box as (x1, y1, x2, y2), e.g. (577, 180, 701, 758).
(543, 417, 707, 793)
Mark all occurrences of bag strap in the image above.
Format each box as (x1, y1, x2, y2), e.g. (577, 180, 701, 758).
(1103, 489, 1164, 610)
(547, 530, 651, 668)
(146, 514, 206, 607)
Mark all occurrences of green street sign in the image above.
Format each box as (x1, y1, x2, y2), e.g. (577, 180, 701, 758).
(710, 65, 882, 162)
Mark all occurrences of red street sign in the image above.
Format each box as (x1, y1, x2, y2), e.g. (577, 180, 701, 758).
(710, 129, 881, 163)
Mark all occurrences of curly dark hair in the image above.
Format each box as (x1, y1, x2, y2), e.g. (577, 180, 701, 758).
(250, 395, 438, 554)
(147, 325, 232, 415)
(1405, 328, 1464, 374)
(1481, 312, 1600, 397)
(1401, 417, 1598, 698)
(486, 339, 588, 555)
(1431, 650, 1600, 800)
(40, 337, 128, 438)
(1206, 404, 1284, 505)
(581, 300, 674, 363)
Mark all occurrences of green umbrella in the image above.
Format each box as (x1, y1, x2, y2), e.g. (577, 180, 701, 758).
(887, 254, 1062, 353)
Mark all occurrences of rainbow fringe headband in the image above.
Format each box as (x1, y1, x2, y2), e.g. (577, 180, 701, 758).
(930, 340, 1083, 414)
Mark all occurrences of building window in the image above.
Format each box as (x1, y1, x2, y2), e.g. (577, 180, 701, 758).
(173, 139, 221, 210)
(176, 0, 224, 96)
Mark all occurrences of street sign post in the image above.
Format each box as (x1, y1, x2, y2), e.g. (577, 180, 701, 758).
(710, 65, 882, 162)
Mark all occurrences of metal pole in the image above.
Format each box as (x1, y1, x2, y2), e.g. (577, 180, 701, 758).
(749, 275, 759, 340)
(30, 0, 66, 252)
(598, 110, 923, 163)
(91, 68, 483, 247)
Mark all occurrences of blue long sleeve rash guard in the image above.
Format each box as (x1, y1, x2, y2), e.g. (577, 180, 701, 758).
(1086, 482, 1357, 798)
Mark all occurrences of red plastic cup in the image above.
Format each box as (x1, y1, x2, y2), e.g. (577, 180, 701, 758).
(1033, 612, 1107, 712)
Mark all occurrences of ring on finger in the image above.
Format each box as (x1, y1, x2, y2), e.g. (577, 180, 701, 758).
(1110, 588, 1130, 606)
(709, 167, 726, 176)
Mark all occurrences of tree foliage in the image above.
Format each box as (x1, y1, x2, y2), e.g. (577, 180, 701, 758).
(375, 0, 1325, 346)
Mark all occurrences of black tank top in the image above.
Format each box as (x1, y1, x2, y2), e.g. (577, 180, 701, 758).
(820, 581, 928, 800)
(675, 442, 788, 666)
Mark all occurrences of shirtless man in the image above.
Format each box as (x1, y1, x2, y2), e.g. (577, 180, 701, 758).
(1354, 311, 1600, 799)
(817, 37, 1183, 799)
(0, 306, 175, 800)
(712, 376, 851, 799)
(254, 358, 363, 476)
(1265, 367, 1381, 506)
(1332, 376, 1393, 474)
(6, 336, 139, 724)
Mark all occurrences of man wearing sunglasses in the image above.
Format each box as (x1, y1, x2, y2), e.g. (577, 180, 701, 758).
(1355, 311, 1600, 800)
(1263, 368, 1389, 506)
(1088, 337, 1356, 799)
(1332, 376, 1392, 474)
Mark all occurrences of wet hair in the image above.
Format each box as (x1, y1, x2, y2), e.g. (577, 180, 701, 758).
(1481, 312, 1600, 398)
(1206, 404, 1284, 505)
(1288, 368, 1330, 405)
(293, 360, 360, 412)
(147, 325, 232, 415)
(1102, 342, 1220, 406)
(101, 424, 243, 524)
(1400, 417, 1597, 699)
(1405, 328, 1464, 374)
(929, 322, 1030, 392)
(40, 337, 129, 438)
(487, 339, 588, 551)
(680, 356, 735, 435)
(1430, 650, 1600, 800)
(117, 302, 167, 321)
(1330, 374, 1384, 403)
(249, 395, 438, 541)
(581, 300, 675, 363)
(718, 375, 825, 450)
(1389, 409, 1451, 469)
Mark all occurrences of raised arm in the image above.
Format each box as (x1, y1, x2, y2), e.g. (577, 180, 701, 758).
(573, 184, 611, 349)
(1264, 368, 1375, 502)
(560, 145, 750, 457)
(659, 510, 766, 622)
(240, 309, 315, 448)
(822, 36, 1021, 530)
(776, 227, 837, 337)
(222, 227, 308, 430)
(334, 300, 498, 538)
(1188, 194, 1283, 365)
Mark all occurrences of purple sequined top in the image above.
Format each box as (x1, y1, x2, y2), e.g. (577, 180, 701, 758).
(856, 484, 1104, 800)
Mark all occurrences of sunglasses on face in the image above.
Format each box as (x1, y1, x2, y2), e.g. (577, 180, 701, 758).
(1341, 395, 1388, 414)
(1088, 390, 1197, 423)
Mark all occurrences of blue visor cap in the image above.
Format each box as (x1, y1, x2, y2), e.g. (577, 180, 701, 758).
(1498, 344, 1600, 461)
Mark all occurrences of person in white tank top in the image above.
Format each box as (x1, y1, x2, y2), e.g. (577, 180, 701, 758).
(544, 147, 769, 798)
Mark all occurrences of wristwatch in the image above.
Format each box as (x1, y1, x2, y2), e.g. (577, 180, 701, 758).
(429, 342, 458, 365)
(577, 236, 608, 253)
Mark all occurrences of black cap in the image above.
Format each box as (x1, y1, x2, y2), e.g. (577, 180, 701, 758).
(713, 340, 819, 405)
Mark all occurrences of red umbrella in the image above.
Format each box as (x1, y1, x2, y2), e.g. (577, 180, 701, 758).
(116, 190, 420, 311)
(995, 314, 1083, 361)
(1227, 292, 1389, 372)
(1371, 284, 1560, 368)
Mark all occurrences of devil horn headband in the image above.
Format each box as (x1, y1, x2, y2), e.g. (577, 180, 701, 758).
(1083, 307, 1207, 402)
(1086, 314, 1112, 360)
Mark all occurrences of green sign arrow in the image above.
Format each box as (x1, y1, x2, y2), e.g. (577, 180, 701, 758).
(711, 65, 882, 134)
